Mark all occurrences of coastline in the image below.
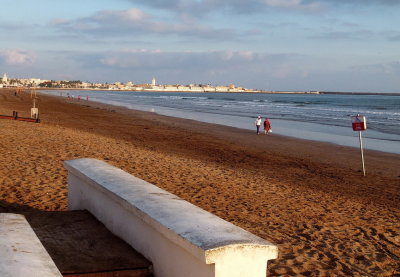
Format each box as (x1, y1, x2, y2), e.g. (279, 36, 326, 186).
(39, 88, 400, 154)
(37, 87, 320, 94)
(27, 87, 400, 95)
(1, 89, 399, 276)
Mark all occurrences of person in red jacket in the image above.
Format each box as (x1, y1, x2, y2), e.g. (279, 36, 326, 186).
(263, 118, 271, 135)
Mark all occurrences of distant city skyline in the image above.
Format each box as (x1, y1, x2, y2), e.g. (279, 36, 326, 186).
(1, 0, 400, 92)
(1, 73, 266, 93)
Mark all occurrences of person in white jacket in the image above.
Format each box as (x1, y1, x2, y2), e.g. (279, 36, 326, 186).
(255, 116, 262, 135)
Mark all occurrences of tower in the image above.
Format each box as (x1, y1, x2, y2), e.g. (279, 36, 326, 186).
(152, 77, 156, 86)
(2, 73, 8, 83)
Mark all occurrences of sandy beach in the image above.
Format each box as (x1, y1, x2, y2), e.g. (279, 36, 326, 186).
(0, 88, 399, 276)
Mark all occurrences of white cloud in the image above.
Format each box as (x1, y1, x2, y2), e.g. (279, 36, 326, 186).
(0, 49, 36, 65)
(129, 0, 324, 16)
(128, 0, 400, 18)
(49, 18, 70, 25)
(311, 30, 374, 40)
(50, 8, 239, 40)
(93, 8, 146, 23)
(317, 0, 400, 6)
(96, 49, 264, 70)
(123, 8, 146, 21)
(356, 61, 400, 75)
(263, 0, 321, 11)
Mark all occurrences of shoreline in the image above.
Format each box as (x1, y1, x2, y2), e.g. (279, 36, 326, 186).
(5, 87, 400, 96)
(39, 89, 400, 155)
(1, 89, 399, 276)
(35, 87, 320, 94)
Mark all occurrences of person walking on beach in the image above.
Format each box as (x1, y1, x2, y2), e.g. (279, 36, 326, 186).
(264, 118, 271, 134)
(255, 116, 262, 135)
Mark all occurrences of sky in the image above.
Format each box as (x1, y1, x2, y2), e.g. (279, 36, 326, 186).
(0, 0, 399, 92)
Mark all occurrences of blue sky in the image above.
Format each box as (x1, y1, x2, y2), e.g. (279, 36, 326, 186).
(1, 0, 399, 92)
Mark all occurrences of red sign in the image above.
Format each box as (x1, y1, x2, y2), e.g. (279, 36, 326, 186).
(351, 115, 367, 131)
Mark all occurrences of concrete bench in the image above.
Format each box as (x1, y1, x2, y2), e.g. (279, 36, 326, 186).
(65, 158, 278, 277)
(0, 213, 62, 277)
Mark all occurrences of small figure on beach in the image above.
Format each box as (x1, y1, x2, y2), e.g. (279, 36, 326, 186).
(264, 118, 272, 135)
(255, 116, 262, 135)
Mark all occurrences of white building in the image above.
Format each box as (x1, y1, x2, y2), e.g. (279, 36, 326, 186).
(151, 77, 156, 86)
(215, 86, 230, 92)
(2, 73, 8, 83)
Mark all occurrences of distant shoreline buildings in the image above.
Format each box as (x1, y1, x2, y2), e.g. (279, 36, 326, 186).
(0, 74, 262, 93)
(0, 73, 320, 94)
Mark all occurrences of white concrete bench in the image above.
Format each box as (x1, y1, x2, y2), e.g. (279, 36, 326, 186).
(65, 158, 278, 277)
(0, 213, 62, 277)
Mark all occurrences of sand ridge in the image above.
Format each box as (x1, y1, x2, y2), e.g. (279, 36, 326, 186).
(0, 89, 399, 276)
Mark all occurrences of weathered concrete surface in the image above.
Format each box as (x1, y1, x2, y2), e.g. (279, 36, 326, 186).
(65, 158, 278, 277)
(0, 213, 62, 277)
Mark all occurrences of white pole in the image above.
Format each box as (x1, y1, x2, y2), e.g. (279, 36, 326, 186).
(358, 131, 366, 176)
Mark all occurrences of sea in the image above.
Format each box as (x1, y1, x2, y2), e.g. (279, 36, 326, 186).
(40, 90, 400, 155)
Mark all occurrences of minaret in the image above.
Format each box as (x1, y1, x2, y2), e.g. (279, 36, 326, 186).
(2, 73, 8, 83)
(152, 77, 156, 86)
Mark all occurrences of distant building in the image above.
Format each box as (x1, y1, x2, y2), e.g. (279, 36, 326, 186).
(2, 73, 8, 83)
(215, 86, 230, 92)
(28, 78, 42, 86)
(152, 77, 156, 86)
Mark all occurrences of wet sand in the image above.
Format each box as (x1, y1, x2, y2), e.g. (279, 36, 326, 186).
(0, 89, 399, 276)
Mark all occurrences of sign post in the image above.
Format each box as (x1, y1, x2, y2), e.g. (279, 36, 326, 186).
(31, 88, 39, 119)
(351, 114, 367, 176)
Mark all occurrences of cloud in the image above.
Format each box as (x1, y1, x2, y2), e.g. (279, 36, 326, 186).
(356, 61, 400, 75)
(49, 18, 70, 25)
(313, 0, 400, 6)
(128, 0, 322, 15)
(95, 49, 272, 70)
(311, 30, 374, 40)
(388, 35, 400, 42)
(0, 49, 36, 65)
(384, 32, 400, 42)
(0, 23, 31, 31)
(262, 0, 321, 11)
(128, 0, 400, 17)
(94, 8, 146, 22)
(50, 8, 240, 40)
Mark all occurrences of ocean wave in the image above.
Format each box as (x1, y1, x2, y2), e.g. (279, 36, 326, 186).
(156, 95, 208, 100)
